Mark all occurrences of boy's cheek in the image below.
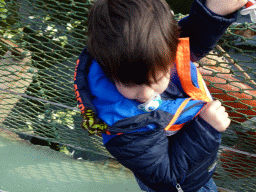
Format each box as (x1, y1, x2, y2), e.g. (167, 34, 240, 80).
(115, 82, 137, 100)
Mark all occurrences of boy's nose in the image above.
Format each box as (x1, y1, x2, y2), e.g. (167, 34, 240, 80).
(137, 86, 155, 103)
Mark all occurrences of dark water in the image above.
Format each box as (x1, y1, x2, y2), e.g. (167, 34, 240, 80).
(166, 0, 193, 14)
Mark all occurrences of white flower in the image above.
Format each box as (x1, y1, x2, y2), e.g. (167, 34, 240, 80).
(67, 125, 74, 130)
(46, 25, 53, 31)
(66, 23, 72, 31)
(37, 32, 43, 36)
(45, 25, 58, 32)
(38, 114, 45, 119)
(52, 37, 59, 41)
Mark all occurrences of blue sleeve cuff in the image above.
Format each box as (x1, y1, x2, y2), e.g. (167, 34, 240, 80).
(197, 115, 221, 138)
(178, 0, 238, 61)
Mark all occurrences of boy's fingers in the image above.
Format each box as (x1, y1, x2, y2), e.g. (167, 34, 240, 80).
(219, 111, 231, 131)
(218, 106, 226, 114)
(222, 117, 231, 131)
(200, 100, 231, 132)
(226, 117, 231, 125)
(206, 100, 222, 111)
(223, 112, 229, 119)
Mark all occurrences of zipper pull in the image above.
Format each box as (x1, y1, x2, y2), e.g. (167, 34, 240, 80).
(137, 94, 162, 112)
(176, 184, 184, 192)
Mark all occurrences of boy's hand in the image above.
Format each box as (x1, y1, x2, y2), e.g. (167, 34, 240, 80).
(206, 0, 248, 16)
(199, 100, 231, 132)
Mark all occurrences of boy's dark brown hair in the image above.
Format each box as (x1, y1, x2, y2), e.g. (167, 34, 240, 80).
(87, 0, 179, 86)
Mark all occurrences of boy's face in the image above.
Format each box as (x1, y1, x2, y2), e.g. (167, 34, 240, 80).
(115, 69, 171, 103)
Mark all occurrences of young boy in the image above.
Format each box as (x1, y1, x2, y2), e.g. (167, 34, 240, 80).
(74, 0, 248, 191)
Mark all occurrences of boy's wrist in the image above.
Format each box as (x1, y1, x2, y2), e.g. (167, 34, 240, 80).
(205, 0, 248, 16)
(204, 1, 226, 17)
(197, 115, 221, 135)
(205, 2, 227, 16)
(190, 0, 237, 25)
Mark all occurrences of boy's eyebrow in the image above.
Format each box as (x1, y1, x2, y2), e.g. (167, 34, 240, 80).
(151, 72, 169, 84)
(150, 76, 163, 84)
(156, 75, 165, 82)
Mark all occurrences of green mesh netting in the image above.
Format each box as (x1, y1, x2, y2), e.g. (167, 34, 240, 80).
(0, 0, 256, 191)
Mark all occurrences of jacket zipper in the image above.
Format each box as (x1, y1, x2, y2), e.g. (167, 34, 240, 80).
(185, 147, 219, 178)
(174, 174, 185, 192)
(173, 147, 218, 191)
(175, 183, 184, 192)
